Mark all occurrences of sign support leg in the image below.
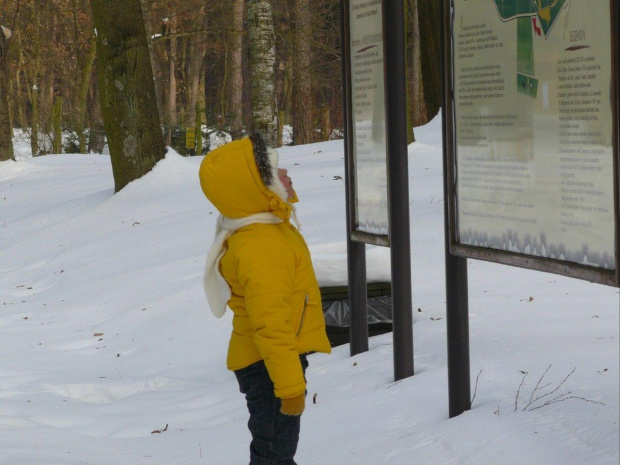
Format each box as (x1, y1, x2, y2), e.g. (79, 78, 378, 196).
(440, 0, 471, 418)
(341, 0, 370, 356)
(383, 0, 414, 381)
(348, 240, 369, 356)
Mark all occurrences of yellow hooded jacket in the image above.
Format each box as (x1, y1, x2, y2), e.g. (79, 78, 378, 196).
(199, 136, 331, 400)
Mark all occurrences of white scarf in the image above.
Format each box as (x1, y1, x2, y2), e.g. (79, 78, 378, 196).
(204, 213, 282, 317)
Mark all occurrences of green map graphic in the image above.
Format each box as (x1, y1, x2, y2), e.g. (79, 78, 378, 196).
(493, 0, 566, 36)
(491, 0, 568, 97)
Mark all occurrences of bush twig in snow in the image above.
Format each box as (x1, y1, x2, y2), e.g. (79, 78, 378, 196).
(515, 370, 528, 412)
(514, 365, 605, 412)
(470, 370, 482, 407)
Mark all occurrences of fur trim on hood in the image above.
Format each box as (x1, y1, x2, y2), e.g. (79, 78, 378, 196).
(249, 133, 299, 227)
(249, 132, 273, 187)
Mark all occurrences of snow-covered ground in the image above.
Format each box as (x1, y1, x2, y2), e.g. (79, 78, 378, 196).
(0, 116, 618, 464)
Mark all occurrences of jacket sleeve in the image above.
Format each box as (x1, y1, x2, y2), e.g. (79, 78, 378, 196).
(235, 235, 305, 399)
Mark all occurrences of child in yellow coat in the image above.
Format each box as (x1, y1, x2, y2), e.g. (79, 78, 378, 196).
(200, 132, 331, 464)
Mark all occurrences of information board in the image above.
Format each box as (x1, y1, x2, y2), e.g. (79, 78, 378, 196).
(345, 0, 390, 243)
(445, 0, 619, 286)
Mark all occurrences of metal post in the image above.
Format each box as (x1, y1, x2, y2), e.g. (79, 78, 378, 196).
(383, 0, 414, 381)
(440, 0, 471, 418)
(341, 0, 369, 356)
(445, 254, 471, 418)
(347, 241, 369, 356)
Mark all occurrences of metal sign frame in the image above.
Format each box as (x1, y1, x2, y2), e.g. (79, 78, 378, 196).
(442, 0, 620, 288)
(342, 0, 390, 247)
(341, 0, 414, 380)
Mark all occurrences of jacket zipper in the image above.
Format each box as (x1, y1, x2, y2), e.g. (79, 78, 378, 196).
(296, 294, 309, 337)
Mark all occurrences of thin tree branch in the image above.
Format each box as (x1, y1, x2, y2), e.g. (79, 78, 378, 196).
(524, 367, 576, 410)
(470, 370, 482, 407)
(528, 364, 552, 407)
(528, 393, 605, 411)
(515, 371, 528, 412)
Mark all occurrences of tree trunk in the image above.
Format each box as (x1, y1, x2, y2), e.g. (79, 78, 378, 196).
(40, 74, 54, 134)
(411, 0, 426, 127)
(146, 6, 167, 138)
(30, 84, 39, 156)
(77, 35, 97, 153)
(283, 59, 293, 131)
(91, 0, 166, 193)
(186, 37, 202, 127)
(248, 0, 276, 146)
(417, 0, 441, 123)
(218, 45, 230, 121)
(14, 66, 26, 131)
(229, 0, 245, 139)
(0, 25, 14, 161)
(405, 0, 420, 143)
(29, 4, 42, 156)
(185, 7, 207, 128)
(195, 100, 203, 156)
(87, 84, 106, 154)
(277, 109, 284, 147)
(320, 105, 330, 141)
(292, 0, 312, 145)
(51, 95, 63, 154)
(165, 17, 178, 146)
(13, 34, 26, 132)
(40, 5, 55, 135)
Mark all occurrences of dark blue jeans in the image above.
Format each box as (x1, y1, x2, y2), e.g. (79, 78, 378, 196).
(235, 355, 309, 465)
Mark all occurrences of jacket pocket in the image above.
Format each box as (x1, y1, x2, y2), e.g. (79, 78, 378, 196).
(296, 294, 309, 337)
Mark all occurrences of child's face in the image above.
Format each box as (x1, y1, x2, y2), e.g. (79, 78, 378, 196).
(278, 168, 295, 199)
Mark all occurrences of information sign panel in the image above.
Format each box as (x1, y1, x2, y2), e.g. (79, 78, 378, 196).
(444, 0, 619, 286)
(344, 0, 390, 245)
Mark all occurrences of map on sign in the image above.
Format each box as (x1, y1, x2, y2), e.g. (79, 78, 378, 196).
(452, 0, 617, 283)
(492, 0, 567, 36)
(492, 0, 568, 97)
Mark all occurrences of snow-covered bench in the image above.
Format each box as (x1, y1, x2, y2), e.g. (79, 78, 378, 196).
(320, 282, 392, 347)
(310, 243, 392, 347)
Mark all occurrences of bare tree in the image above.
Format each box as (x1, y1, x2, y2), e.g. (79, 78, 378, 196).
(91, 0, 165, 192)
(407, 0, 425, 140)
(184, 13, 207, 128)
(27, 2, 43, 156)
(163, 16, 178, 146)
(0, 24, 14, 161)
(291, 0, 312, 144)
(51, 93, 62, 153)
(248, 0, 276, 146)
(416, 0, 441, 123)
(229, 0, 245, 139)
(0, 26, 13, 161)
(69, 0, 97, 153)
(76, 35, 97, 153)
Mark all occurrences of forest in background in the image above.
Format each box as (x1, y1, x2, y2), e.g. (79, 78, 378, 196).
(0, 0, 439, 159)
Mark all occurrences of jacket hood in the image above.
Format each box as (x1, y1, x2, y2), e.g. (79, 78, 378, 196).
(199, 134, 297, 221)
